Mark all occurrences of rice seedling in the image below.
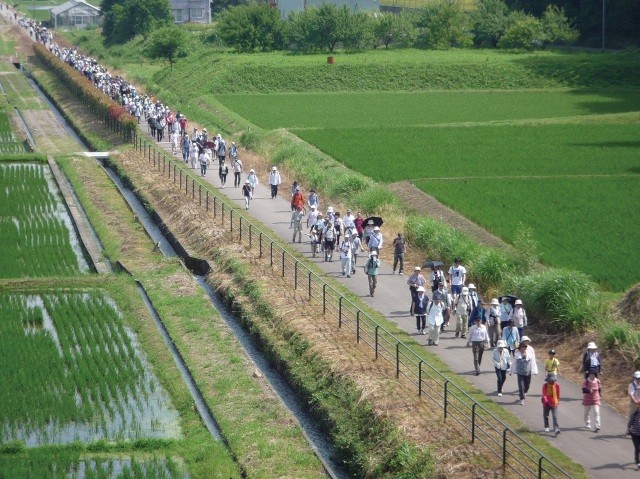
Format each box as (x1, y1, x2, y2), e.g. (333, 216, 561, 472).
(0, 291, 181, 446)
(0, 112, 27, 154)
(0, 163, 91, 277)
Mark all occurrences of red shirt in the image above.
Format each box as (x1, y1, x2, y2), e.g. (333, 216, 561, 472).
(542, 382, 560, 407)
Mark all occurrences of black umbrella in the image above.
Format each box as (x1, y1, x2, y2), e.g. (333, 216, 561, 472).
(364, 216, 384, 227)
(422, 260, 444, 270)
(498, 295, 519, 306)
(203, 141, 216, 149)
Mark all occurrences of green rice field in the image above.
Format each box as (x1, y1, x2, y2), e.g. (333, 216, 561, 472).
(0, 291, 181, 446)
(0, 163, 91, 276)
(216, 89, 640, 290)
(0, 111, 27, 154)
(0, 454, 188, 479)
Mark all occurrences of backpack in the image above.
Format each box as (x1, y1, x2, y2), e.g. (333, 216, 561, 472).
(218, 142, 226, 156)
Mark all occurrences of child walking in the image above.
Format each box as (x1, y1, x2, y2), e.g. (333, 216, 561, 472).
(545, 349, 560, 376)
(542, 374, 561, 435)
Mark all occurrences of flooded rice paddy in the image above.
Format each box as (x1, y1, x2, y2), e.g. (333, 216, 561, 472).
(0, 291, 181, 446)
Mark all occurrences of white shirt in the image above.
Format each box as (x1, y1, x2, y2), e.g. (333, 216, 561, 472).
(468, 324, 489, 343)
(448, 265, 467, 286)
(342, 214, 355, 229)
(269, 171, 281, 186)
(427, 301, 444, 326)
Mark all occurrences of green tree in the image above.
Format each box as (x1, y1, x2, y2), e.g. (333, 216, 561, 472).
(371, 11, 417, 48)
(218, 4, 285, 52)
(498, 11, 543, 50)
(415, 0, 472, 49)
(541, 5, 579, 46)
(144, 25, 188, 69)
(339, 7, 372, 51)
(102, 0, 173, 44)
(470, 0, 510, 46)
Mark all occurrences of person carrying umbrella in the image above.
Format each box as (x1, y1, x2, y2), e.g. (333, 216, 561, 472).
(499, 296, 515, 330)
(368, 226, 383, 255)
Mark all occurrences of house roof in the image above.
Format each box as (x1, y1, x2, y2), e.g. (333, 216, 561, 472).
(50, 0, 99, 16)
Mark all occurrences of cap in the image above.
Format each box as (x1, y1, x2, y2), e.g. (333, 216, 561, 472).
(311, 205, 317, 209)
(232, 141, 236, 145)
(462, 287, 469, 294)
(587, 342, 598, 349)
(373, 226, 380, 231)
(250, 169, 255, 173)
(496, 340, 507, 348)
(634, 371, 640, 379)
(295, 186, 300, 191)
(491, 298, 499, 305)
(351, 231, 358, 236)
(545, 374, 557, 382)
(514, 299, 523, 305)
(548, 349, 556, 355)
(245, 179, 250, 184)
(272, 166, 277, 171)
(370, 252, 378, 256)
(468, 283, 476, 289)
(327, 207, 334, 213)
(521, 335, 531, 342)
(414, 266, 421, 271)
(203, 128, 207, 132)
(367, 220, 374, 225)
(433, 293, 441, 301)
(502, 297, 510, 301)
(416, 286, 425, 292)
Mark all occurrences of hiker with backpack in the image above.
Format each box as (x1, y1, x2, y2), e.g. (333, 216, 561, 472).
(426, 294, 445, 346)
(454, 287, 472, 339)
(364, 252, 381, 297)
(413, 286, 428, 335)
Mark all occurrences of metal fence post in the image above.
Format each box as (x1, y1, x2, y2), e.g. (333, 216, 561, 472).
(308, 272, 311, 298)
(281, 250, 285, 277)
(538, 457, 544, 479)
(338, 297, 342, 328)
(502, 429, 508, 470)
(199, 185, 201, 206)
(294, 261, 297, 289)
(375, 325, 379, 359)
(179, 170, 182, 190)
(222, 203, 225, 224)
(323, 284, 326, 315)
(213, 197, 217, 218)
(206, 191, 208, 211)
(444, 381, 449, 419)
(471, 403, 476, 443)
(173, 165, 176, 184)
(230, 209, 233, 233)
(270, 242, 273, 266)
(396, 342, 400, 379)
(259, 232, 262, 257)
(192, 179, 195, 199)
(356, 310, 360, 343)
(239, 217, 243, 242)
(249, 224, 252, 249)
(418, 360, 423, 396)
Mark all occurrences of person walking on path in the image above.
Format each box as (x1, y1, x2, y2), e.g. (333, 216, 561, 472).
(487, 299, 501, 348)
(307, 189, 319, 210)
(291, 187, 305, 212)
(247, 169, 259, 199)
(232, 156, 243, 188)
(413, 286, 428, 335)
(454, 287, 472, 339)
(322, 220, 336, 262)
(629, 371, 640, 417)
(349, 231, 362, 275)
(269, 166, 281, 199)
(342, 209, 355, 235)
(545, 349, 560, 376)
(430, 265, 446, 293)
(427, 294, 444, 346)
(368, 226, 383, 255)
(448, 258, 467, 296)
(502, 320, 520, 357)
(216, 137, 226, 165)
(407, 267, 427, 316)
(508, 299, 528, 338)
(291, 206, 305, 243)
(493, 340, 511, 397)
(436, 282, 452, 333)
(499, 296, 513, 331)
(339, 235, 353, 277)
(189, 139, 198, 169)
(181, 136, 190, 163)
(241, 180, 252, 210)
(583, 370, 602, 432)
(582, 342, 602, 378)
(511, 339, 538, 405)
(220, 162, 229, 188)
(354, 212, 365, 240)
(542, 374, 561, 435)
(467, 316, 490, 375)
(364, 252, 381, 297)
(628, 404, 640, 469)
(392, 233, 406, 275)
(199, 149, 210, 177)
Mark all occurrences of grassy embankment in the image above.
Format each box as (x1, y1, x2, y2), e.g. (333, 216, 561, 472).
(30, 36, 589, 477)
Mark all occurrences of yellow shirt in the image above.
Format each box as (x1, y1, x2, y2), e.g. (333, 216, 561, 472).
(545, 358, 560, 375)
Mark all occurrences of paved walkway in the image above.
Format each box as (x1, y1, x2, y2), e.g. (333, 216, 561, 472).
(149, 135, 634, 478)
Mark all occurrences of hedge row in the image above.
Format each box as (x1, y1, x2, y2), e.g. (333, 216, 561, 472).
(32, 43, 137, 140)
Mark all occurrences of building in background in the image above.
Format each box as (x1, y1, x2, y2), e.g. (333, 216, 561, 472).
(50, 0, 100, 28)
(170, 0, 212, 24)
(274, 0, 378, 18)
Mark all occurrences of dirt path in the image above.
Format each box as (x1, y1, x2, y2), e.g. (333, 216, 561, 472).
(388, 180, 509, 249)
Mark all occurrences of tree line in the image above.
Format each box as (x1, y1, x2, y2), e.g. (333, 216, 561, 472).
(217, 0, 579, 53)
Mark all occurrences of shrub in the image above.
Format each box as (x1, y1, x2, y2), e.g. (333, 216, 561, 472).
(498, 12, 544, 51)
(371, 11, 418, 48)
(405, 216, 479, 267)
(239, 129, 263, 151)
(470, 0, 510, 47)
(218, 4, 286, 52)
(541, 5, 579, 46)
(351, 185, 398, 215)
(469, 248, 512, 290)
(414, 0, 473, 49)
(504, 268, 600, 333)
(325, 173, 369, 199)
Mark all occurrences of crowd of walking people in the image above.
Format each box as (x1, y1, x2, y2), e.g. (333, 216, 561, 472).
(10, 11, 640, 470)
